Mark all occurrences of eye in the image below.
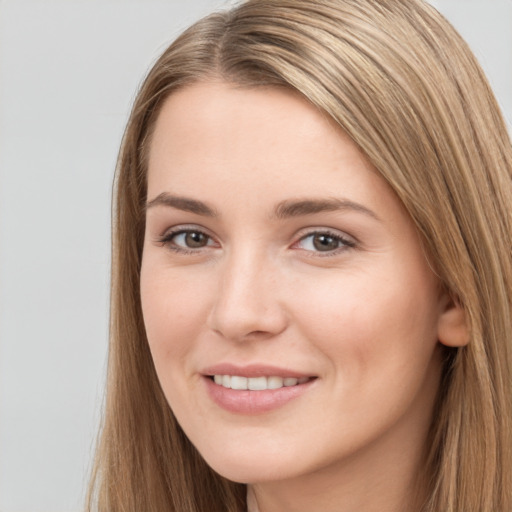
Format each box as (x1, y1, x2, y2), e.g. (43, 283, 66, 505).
(174, 231, 210, 248)
(159, 228, 217, 252)
(295, 231, 355, 254)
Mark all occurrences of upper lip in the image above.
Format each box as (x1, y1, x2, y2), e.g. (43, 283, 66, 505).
(201, 363, 314, 379)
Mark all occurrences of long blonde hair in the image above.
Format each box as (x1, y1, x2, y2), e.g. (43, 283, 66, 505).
(87, 1, 512, 510)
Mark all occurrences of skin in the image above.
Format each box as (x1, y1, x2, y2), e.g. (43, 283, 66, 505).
(140, 82, 462, 512)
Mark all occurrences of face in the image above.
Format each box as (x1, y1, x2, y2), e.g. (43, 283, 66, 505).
(140, 82, 448, 486)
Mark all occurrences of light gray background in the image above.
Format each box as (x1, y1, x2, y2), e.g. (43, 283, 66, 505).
(0, 1, 510, 511)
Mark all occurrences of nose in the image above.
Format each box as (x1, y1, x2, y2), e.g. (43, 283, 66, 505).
(207, 249, 289, 342)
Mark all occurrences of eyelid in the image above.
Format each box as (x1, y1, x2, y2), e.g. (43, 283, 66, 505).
(291, 227, 357, 255)
(156, 224, 220, 253)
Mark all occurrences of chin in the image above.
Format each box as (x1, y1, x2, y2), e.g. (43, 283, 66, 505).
(197, 443, 301, 484)
(210, 462, 293, 485)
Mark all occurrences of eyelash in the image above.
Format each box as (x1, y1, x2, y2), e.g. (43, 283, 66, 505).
(157, 227, 356, 256)
(293, 230, 356, 256)
(157, 227, 217, 255)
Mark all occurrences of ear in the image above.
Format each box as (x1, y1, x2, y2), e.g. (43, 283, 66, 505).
(437, 294, 470, 347)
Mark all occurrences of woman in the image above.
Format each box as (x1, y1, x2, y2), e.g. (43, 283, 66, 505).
(87, 0, 512, 510)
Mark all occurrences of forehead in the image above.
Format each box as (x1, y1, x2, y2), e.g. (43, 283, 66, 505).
(149, 82, 342, 163)
(145, 80, 422, 262)
(147, 82, 381, 199)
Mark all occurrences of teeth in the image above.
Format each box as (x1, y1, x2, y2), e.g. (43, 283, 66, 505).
(230, 376, 248, 390)
(267, 376, 284, 389)
(212, 375, 311, 390)
(248, 376, 267, 390)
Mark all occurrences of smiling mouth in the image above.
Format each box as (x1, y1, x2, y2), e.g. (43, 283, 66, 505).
(210, 375, 314, 390)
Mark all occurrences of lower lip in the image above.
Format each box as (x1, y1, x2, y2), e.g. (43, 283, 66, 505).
(204, 376, 315, 414)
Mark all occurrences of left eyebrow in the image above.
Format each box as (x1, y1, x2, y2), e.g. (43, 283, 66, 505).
(272, 198, 380, 221)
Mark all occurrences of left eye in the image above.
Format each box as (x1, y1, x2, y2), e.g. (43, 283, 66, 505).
(296, 232, 354, 253)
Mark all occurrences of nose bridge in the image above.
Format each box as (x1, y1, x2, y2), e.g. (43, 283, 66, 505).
(208, 243, 287, 341)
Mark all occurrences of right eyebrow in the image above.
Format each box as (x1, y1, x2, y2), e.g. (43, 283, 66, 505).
(145, 192, 218, 217)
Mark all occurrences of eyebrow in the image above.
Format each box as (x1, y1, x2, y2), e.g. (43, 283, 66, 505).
(145, 192, 379, 221)
(145, 192, 218, 217)
(273, 198, 380, 221)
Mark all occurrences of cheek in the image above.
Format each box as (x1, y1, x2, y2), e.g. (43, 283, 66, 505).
(289, 265, 441, 380)
(288, 273, 442, 450)
(140, 263, 216, 423)
(140, 263, 209, 367)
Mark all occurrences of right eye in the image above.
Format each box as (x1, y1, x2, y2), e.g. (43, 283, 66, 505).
(159, 228, 217, 253)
